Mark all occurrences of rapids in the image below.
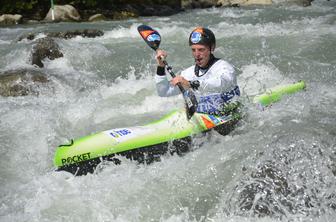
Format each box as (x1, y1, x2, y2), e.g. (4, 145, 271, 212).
(0, 1, 335, 221)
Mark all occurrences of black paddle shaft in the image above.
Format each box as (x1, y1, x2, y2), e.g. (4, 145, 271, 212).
(162, 60, 184, 92)
(137, 24, 198, 119)
(161, 59, 197, 116)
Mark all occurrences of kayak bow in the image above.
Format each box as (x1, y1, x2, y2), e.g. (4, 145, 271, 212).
(54, 110, 234, 175)
(253, 80, 306, 108)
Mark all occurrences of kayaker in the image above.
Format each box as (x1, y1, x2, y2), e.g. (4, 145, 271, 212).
(155, 27, 240, 116)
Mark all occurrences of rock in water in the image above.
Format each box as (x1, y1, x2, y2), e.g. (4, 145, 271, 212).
(0, 14, 22, 26)
(47, 29, 104, 39)
(0, 69, 49, 97)
(44, 4, 81, 22)
(31, 37, 63, 68)
(88, 14, 106, 22)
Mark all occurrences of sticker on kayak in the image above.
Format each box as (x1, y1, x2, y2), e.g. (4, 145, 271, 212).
(208, 115, 220, 125)
(208, 115, 231, 124)
(109, 129, 131, 138)
(201, 116, 216, 129)
(105, 127, 153, 142)
(201, 115, 232, 129)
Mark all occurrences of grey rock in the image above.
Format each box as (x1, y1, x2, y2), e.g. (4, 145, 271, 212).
(0, 69, 49, 97)
(18, 29, 104, 42)
(46, 29, 104, 39)
(88, 14, 106, 22)
(44, 4, 81, 22)
(0, 14, 22, 26)
(31, 37, 63, 68)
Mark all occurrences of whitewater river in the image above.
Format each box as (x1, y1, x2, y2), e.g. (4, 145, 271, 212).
(0, 1, 335, 221)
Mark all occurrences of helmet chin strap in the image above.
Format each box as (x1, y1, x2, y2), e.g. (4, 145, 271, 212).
(210, 44, 215, 53)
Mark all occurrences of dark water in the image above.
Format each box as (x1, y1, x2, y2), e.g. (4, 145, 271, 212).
(0, 1, 335, 221)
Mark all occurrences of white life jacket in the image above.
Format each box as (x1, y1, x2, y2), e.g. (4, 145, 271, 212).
(155, 59, 240, 114)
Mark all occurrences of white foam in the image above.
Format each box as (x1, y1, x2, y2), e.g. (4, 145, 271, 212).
(238, 63, 290, 96)
(4, 48, 32, 70)
(0, 39, 10, 44)
(101, 23, 142, 40)
(213, 15, 336, 38)
(92, 72, 180, 124)
(100, 22, 190, 44)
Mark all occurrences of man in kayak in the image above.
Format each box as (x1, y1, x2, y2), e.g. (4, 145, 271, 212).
(155, 27, 240, 118)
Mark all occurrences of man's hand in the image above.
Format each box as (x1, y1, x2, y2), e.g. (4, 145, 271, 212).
(171, 76, 191, 89)
(155, 49, 167, 67)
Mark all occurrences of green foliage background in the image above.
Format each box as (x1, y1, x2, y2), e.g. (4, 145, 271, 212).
(0, 0, 181, 15)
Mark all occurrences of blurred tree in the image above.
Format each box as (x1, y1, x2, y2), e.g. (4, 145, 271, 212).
(0, 0, 38, 14)
(0, 0, 181, 17)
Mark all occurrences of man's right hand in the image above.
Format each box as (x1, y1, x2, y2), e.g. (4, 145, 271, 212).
(170, 76, 191, 89)
(155, 49, 167, 67)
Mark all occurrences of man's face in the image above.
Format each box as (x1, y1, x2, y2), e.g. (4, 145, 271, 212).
(191, 44, 211, 68)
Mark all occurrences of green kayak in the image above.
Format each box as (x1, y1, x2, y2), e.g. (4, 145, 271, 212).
(54, 81, 305, 175)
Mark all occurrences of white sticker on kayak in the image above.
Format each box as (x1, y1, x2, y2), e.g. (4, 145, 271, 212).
(107, 128, 132, 139)
(104, 127, 153, 143)
(109, 129, 132, 138)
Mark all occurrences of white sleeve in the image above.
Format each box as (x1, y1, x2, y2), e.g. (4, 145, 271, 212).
(155, 75, 180, 97)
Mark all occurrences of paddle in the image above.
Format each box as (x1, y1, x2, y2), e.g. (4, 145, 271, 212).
(137, 25, 198, 120)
